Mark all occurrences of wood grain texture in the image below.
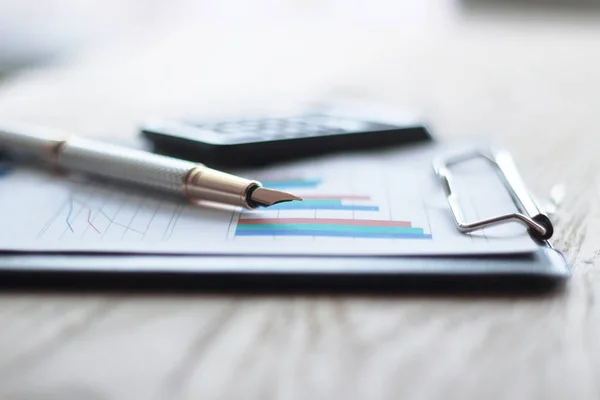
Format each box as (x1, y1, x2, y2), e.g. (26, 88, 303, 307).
(1, 1, 600, 399)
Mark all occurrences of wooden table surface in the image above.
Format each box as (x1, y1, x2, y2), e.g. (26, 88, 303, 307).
(1, 1, 600, 398)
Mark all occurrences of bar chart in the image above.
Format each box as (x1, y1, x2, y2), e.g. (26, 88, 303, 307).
(236, 178, 432, 239)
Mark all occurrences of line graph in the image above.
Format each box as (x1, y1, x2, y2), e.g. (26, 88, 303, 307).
(95, 209, 144, 235)
(37, 179, 187, 242)
(61, 197, 149, 237)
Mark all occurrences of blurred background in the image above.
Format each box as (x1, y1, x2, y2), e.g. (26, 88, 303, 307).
(1, 0, 600, 149)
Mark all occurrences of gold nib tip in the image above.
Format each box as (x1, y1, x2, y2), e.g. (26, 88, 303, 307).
(249, 187, 302, 207)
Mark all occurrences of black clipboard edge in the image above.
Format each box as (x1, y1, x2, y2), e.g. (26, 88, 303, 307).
(0, 247, 570, 294)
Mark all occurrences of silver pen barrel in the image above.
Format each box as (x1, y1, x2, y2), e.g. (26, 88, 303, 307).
(0, 122, 262, 208)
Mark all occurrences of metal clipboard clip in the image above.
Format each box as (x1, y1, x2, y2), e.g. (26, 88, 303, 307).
(433, 148, 553, 241)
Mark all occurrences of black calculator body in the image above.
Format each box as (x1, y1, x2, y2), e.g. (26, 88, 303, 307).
(141, 107, 432, 168)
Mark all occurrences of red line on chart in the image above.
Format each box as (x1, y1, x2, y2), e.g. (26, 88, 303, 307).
(238, 218, 413, 227)
(66, 196, 103, 234)
(87, 209, 101, 234)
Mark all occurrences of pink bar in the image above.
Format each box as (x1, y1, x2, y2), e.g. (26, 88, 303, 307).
(300, 195, 371, 200)
(238, 218, 412, 227)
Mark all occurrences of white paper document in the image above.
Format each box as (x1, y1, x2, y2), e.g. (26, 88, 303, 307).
(0, 145, 539, 255)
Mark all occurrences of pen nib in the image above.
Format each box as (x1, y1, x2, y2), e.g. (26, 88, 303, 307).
(249, 187, 302, 208)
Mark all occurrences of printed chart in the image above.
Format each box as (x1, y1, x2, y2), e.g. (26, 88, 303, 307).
(1, 152, 537, 255)
(235, 178, 432, 240)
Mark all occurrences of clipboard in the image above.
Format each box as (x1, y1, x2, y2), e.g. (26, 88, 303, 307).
(0, 143, 570, 292)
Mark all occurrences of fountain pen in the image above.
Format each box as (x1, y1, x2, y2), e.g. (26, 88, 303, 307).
(0, 121, 302, 209)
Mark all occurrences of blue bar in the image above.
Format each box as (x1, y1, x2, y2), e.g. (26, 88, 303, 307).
(237, 224, 424, 235)
(265, 204, 380, 211)
(236, 229, 432, 239)
(261, 180, 322, 189)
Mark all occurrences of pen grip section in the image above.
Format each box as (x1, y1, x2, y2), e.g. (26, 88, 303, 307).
(185, 167, 259, 208)
(59, 138, 195, 194)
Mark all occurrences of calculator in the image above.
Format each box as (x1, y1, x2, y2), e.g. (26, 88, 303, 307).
(141, 107, 432, 168)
